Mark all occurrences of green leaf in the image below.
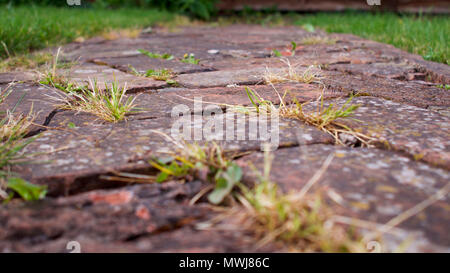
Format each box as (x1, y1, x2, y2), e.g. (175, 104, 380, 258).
(156, 171, 169, 183)
(67, 122, 76, 128)
(272, 49, 282, 57)
(208, 163, 242, 204)
(7, 177, 47, 201)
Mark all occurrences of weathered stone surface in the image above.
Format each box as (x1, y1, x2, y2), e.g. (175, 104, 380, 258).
(329, 62, 422, 80)
(303, 97, 450, 169)
(0, 72, 37, 84)
(0, 181, 272, 253)
(0, 83, 59, 132)
(129, 83, 340, 120)
(175, 67, 267, 88)
(60, 63, 167, 92)
(237, 145, 450, 250)
(91, 55, 212, 75)
(322, 71, 449, 109)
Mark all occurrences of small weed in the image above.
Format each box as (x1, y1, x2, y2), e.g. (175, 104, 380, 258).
(150, 137, 242, 205)
(138, 49, 174, 60)
(181, 53, 200, 65)
(53, 80, 138, 123)
(264, 59, 321, 84)
(0, 134, 47, 201)
(144, 68, 174, 81)
(38, 48, 83, 93)
(271, 42, 297, 57)
(0, 111, 35, 142)
(271, 49, 282, 57)
(436, 84, 450, 90)
(0, 95, 46, 201)
(105, 133, 243, 204)
(290, 41, 297, 56)
(301, 36, 337, 45)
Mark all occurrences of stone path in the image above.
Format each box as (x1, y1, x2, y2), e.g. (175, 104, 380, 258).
(0, 25, 449, 253)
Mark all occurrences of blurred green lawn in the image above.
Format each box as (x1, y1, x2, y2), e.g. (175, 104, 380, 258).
(0, 6, 448, 65)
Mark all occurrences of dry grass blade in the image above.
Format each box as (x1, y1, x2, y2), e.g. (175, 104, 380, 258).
(263, 58, 321, 84)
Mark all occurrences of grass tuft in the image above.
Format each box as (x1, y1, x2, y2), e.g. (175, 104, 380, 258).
(138, 49, 174, 60)
(264, 59, 321, 84)
(52, 80, 138, 123)
(0, 87, 46, 201)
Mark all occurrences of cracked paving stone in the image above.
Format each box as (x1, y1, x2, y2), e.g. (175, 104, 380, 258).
(237, 145, 450, 251)
(16, 115, 332, 196)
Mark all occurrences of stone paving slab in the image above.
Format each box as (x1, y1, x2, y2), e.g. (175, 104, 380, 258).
(61, 63, 167, 92)
(321, 71, 449, 109)
(91, 55, 212, 75)
(0, 72, 37, 84)
(0, 24, 449, 253)
(0, 181, 271, 253)
(237, 145, 450, 250)
(17, 115, 332, 196)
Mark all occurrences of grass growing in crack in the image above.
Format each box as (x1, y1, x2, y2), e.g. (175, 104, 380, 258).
(103, 133, 243, 205)
(264, 59, 321, 84)
(144, 68, 174, 81)
(271, 41, 297, 57)
(301, 36, 337, 45)
(181, 53, 200, 65)
(0, 135, 47, 202)
(0, 90, 46, 201)
(150, 138, 242, 205)
(223, 148, 366, 252)
(0, 85, 12, 105)
(243, 86, 374, 146)
(138, 49, 174, 60)
(38, 48, 82, 93)
(53, 80, 138, 123)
